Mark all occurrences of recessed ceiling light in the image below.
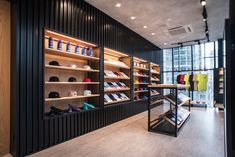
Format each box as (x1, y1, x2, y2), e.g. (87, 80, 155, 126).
(115, 3, 121, 7)
(200, 0, 206, 6)
(130, 16, 136, 20)
(143, 26, 147, 28)
(164, 43, 168, 45)
(151, 33, 155, 35)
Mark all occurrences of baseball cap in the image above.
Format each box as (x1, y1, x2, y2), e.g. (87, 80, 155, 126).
(49, 76, 59, 82)
(83, 78, 91, 82)
(49, 61, 60, 66)
(68, 77, 77, 82)
(49, 92, 60, 98)
(83, 65, 91, 70)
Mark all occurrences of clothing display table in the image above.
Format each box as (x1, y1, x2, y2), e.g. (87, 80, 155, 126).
(148, 84, 191, 137)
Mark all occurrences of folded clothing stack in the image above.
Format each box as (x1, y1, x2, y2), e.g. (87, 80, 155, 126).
(104, 82, 128, 89)
(104, 93, 129, 103)
(104, 70, 129, 78)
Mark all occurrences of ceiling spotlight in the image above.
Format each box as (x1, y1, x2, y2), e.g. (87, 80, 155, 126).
(151, 33, 155, 35)
(164, 43, 168, 45)
(130, 16, 136, 20)
(200, 0, 206, 6)
(197, 41, 201, 45)
(143, 26, 147, 28)
(115, 3, 121, 7)
(180, 43, 183, 47)
(205, 28, 209, 33)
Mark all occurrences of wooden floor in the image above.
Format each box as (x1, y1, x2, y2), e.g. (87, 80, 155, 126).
(29, 108, 225, 157)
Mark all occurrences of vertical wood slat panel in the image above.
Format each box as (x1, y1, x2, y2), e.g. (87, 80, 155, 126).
(14, 0, 161, 156)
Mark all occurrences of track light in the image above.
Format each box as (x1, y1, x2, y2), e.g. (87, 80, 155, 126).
(198, 41, 201, 45)
(200, 0, 206, 6)
(202, 6, 207, 21)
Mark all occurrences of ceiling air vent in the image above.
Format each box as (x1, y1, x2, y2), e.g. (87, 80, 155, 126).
(168, 25, 193, 36)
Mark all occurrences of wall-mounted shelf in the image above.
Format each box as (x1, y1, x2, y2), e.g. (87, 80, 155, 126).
(134, 90, 148, 93)
(45, 94, 100, 102)
(45, 65, 100, 72)
(44, 29, 101, 113)
(103, 48, 131, 104)
(104, 88, 130, 92)
(104, 98, 130, 105)
(133, 74, 149, 78)
(45, 48, 100, 61)
(45, 82, 100, 85)
(104, 76, 130, 80)
(134, 66, 149, 71)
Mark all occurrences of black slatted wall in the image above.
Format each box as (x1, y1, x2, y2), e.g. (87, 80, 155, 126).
(11, 0, 162, 156)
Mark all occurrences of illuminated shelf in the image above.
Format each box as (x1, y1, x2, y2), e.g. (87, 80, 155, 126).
(104, 61, 130, 69)
(45, 94, 100, 102)
(134, 90, 148, 93)
(45, 82, 100, 85)
(133, 74, 149, 78)
(45, 65, 100, 72)
(104, 98, 130, 105)
(104, 76, 130, 80)
(134, 66, 149, 71)
(45, 48, 100, 61)
(104, 88, 130, 92)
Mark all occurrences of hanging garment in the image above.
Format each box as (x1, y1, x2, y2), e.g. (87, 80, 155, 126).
(193, 74, 198, 91)
(184, 74, 190, 86)
(189, 74, 194, 91)
(202, 74, 208, 91)
(197, 74, 204, 91)
(180, 74, 185, 85)
(177, 74, 181, 84)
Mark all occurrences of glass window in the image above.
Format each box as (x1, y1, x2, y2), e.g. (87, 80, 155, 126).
(163, 49, 172, 71)
(173, 48, 179, 71)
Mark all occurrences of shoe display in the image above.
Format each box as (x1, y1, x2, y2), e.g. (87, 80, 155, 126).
(68, 104, 81, 112)
(48, 106, 67, 116)
(83, 102, 95, 110)
(104, 94, 113, 102)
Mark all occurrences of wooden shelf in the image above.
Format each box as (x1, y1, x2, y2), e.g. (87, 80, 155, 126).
(104, 98, 130, 105)
(133, 74, 149, 78)
(45, 82, 100, 85)
(134, 66, 149, 71)
(104, 88, 130, 92)
(148, 84, 190, 89)
(151, 71, 160, 74)
(104, 61, 130, 69)
(134, 83, 149, 85)
(134, 90, 148, 93)
(45, 65, 100, 72)
(104, 76, 130, 80)
(45, 48, 100, 61)
(151, 79, 160, 82)
(45, 94, 100, 102)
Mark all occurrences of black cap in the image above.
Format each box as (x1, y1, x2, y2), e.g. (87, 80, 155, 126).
(49, 61, 60, 66)
(68, 77, 76, 82)
(49, 92, 60, 98)
(49, 76, 59, 82)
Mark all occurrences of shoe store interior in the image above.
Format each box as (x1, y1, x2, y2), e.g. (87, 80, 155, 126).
(1, 0, 235, 157)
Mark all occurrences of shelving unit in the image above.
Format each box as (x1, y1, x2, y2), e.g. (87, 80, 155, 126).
(214, 67, 224, 110)
(103, 48, 131, 105)
(44, 29, 101, 113)
(150, 63, 161, 97)
(133, 57, 150, 101)
(148, 84, 191, 137)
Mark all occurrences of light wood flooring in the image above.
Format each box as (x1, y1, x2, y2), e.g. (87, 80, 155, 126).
(29, 108, 225, 157)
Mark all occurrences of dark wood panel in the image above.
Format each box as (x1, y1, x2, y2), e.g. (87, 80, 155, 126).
(11, 0, 162, 156)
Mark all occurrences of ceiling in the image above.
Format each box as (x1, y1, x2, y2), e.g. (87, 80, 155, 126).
(85, 0, 229, 49)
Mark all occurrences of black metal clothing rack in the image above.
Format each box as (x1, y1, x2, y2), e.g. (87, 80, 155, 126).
(148, 84, 191, 137)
